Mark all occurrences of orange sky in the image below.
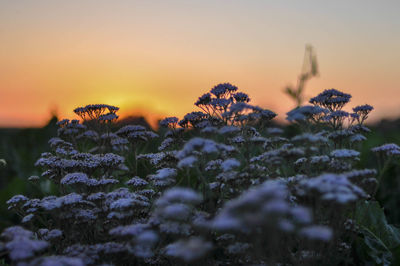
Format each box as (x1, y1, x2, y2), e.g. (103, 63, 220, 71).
(1, 1, 399, 127)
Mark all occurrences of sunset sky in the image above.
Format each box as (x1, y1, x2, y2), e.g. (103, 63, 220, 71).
(1, 0, 399, 127)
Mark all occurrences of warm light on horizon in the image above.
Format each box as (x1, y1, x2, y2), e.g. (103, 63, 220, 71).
(1, 1, 399, 128)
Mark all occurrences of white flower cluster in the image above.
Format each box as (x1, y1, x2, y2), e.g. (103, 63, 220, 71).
(1, 85, 386, 265)
(372, 143, 400, 156)
(299, 173, 366, 204)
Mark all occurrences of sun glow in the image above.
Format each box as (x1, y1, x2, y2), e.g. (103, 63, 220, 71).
(1, 1, 399, 127)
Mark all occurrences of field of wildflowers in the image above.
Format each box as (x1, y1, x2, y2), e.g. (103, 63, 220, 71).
(1, 84, 400, 265)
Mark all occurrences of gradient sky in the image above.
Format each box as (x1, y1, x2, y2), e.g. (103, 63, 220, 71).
(1, 0, 399, 127)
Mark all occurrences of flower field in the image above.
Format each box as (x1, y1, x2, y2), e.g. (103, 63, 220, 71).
(1, 84, 400, 265)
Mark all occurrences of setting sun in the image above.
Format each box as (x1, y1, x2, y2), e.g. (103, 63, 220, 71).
(1, 1, 399, 127)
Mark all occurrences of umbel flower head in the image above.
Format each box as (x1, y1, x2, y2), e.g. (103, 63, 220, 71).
(310, 88, 351, 111)
(193, 83, 276, 126)
(74, 104, 119, 120)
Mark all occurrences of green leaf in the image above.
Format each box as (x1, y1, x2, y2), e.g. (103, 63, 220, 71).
(355, 200, 400, 265)
(285, 87, 296, 99)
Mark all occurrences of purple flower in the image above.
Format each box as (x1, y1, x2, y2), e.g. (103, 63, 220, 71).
(210, 83, 238, 97)
(159, 117, 179, 128)
(310, 89, 351, 111)
(195, 93, 212, 106)
(233, 92, 250, 103)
